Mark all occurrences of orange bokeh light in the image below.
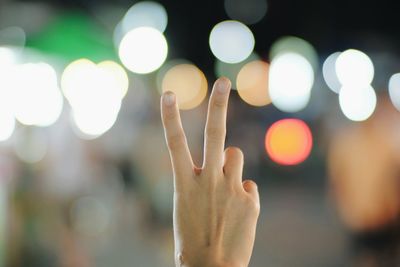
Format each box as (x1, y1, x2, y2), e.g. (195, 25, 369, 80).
(265, 118, 312, 165)
(236, 60, 271, 107)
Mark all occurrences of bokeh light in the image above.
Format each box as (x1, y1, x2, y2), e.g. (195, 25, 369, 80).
(0, 107, 15, 142)
(322, 52, 342, 93)
(265, 118, 313, 165)
(339, 84, 377, 121)
(389, 73, 400, 111)
(388, 73, 400, 111)
(0, 47, 18, 66)
(269, 53, 314, 112)
(0, 47, 17, 141)
(122, 1, 168, 33)
(224, 0, 267, 25)
(13, 128, 48, 163)
(0, 26, 26, 49)
(71, 103, 121, 139)
(62, 59, 128, 105)
(97, 60, 129, 99)
(119, 27, 168, 74)
(209, 20, 255, 64)
(236, 60, 271, 106)
(335, 49, 374, 86)
(269, 36, 318, 70)
(215, 53, 259, 88)
(161, 63, 208, 110)
(12, 62, 63, 127)
(61, 58, 128, 138)
(156, 59, 191, 93)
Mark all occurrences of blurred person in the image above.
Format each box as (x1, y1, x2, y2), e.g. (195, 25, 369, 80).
(161, 77, 260, 267)
(328, 93, 400, 265)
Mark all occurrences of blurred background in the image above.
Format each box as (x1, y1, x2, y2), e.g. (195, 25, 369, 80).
(2, 0, 400, 266)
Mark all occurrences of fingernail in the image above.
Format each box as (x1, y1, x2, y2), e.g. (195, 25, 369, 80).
(216, 78, 230, 94)
(163, 92, 175, 106)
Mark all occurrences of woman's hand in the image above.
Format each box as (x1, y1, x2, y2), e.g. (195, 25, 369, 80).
(161, 77, 260, 267)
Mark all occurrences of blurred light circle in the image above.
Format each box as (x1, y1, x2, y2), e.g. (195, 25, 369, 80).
(0, 107, 15, 142)
(13, 63, 63, 127)
(122, 1, 168, 33)
(236, 60, 271, 106)
(0, 47, 18, 67)
(389, 73, 400, 111)
(156, 59, 191, 93)
(97, 61, 129, 99)
(119, 27, 168, 74)
(113, 21, 125, 49)
(209, 20, 255, 64)
(71, 103, 120, 139)
(14, 128, 48, 163)
(335, 49, 374, 86)
(0, 27, 26, 49)
(0, 47, 17, 141)
(61, 59, 127, 138)
(224, 0, 267, 25)
(269, 36, 318, 71)
(71, 196, 110, 236)
(265, 118, 313, 165)
(339, 84, 377, 121)
(269, 53, 314, 112)
(61, 59, 128, 106)
(322, 52, 342, 93)
(215, 53, 259, 88)
(162, 63, 208, 110)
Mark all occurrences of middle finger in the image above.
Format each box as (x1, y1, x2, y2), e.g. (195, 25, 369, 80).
(203, 77, 231, 171)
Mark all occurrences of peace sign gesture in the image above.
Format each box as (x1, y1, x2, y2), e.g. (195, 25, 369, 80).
(161, 77, 260, 267)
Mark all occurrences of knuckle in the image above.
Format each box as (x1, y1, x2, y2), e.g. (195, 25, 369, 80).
(203, 167, 221, 179)
(225, 182, 236, 194)
(163, 108, 177, 122)
(206, 127, 225, 142)
(213, 98, 226, 108)
(167, 132, 186, 150)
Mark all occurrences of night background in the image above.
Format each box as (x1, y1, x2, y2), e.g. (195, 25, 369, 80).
(1, 0, 400, 266)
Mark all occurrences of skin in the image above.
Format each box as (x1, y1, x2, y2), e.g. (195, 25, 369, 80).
(160, 77, 260, 267)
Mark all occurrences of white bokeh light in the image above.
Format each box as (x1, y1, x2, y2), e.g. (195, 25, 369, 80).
(269, 36, 318, 71)
(13, 63, 63, 127)
(0, 47, 17, 141)
(322, 52, 342, 93)
(0, 106, 15, 142)
(61, 59, 128, 138)
(0, 47, 17, 67)
(335, 49, 374, 86)
(339, 84, 377, 121)
(224, 0, 267, 25)
(388, 73, 400, 111)
(119, 27, 168, 74)
(209, 20, 255, 64)
(62, 59, 128, 106)
(269, 53, 314, 112)
(71, 104, 120, 139)
(14, 128, 48, 163)
(122, 1, 168, 33)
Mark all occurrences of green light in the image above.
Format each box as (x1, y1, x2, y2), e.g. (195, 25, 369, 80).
(26, 12, 117, 62)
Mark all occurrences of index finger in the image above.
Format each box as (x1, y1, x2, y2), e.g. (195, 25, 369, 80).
(161, 92, 194, 183)
(203, 77, 231, 171)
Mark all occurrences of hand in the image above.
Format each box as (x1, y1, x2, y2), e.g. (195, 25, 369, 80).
(161, 77, 260, 267)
